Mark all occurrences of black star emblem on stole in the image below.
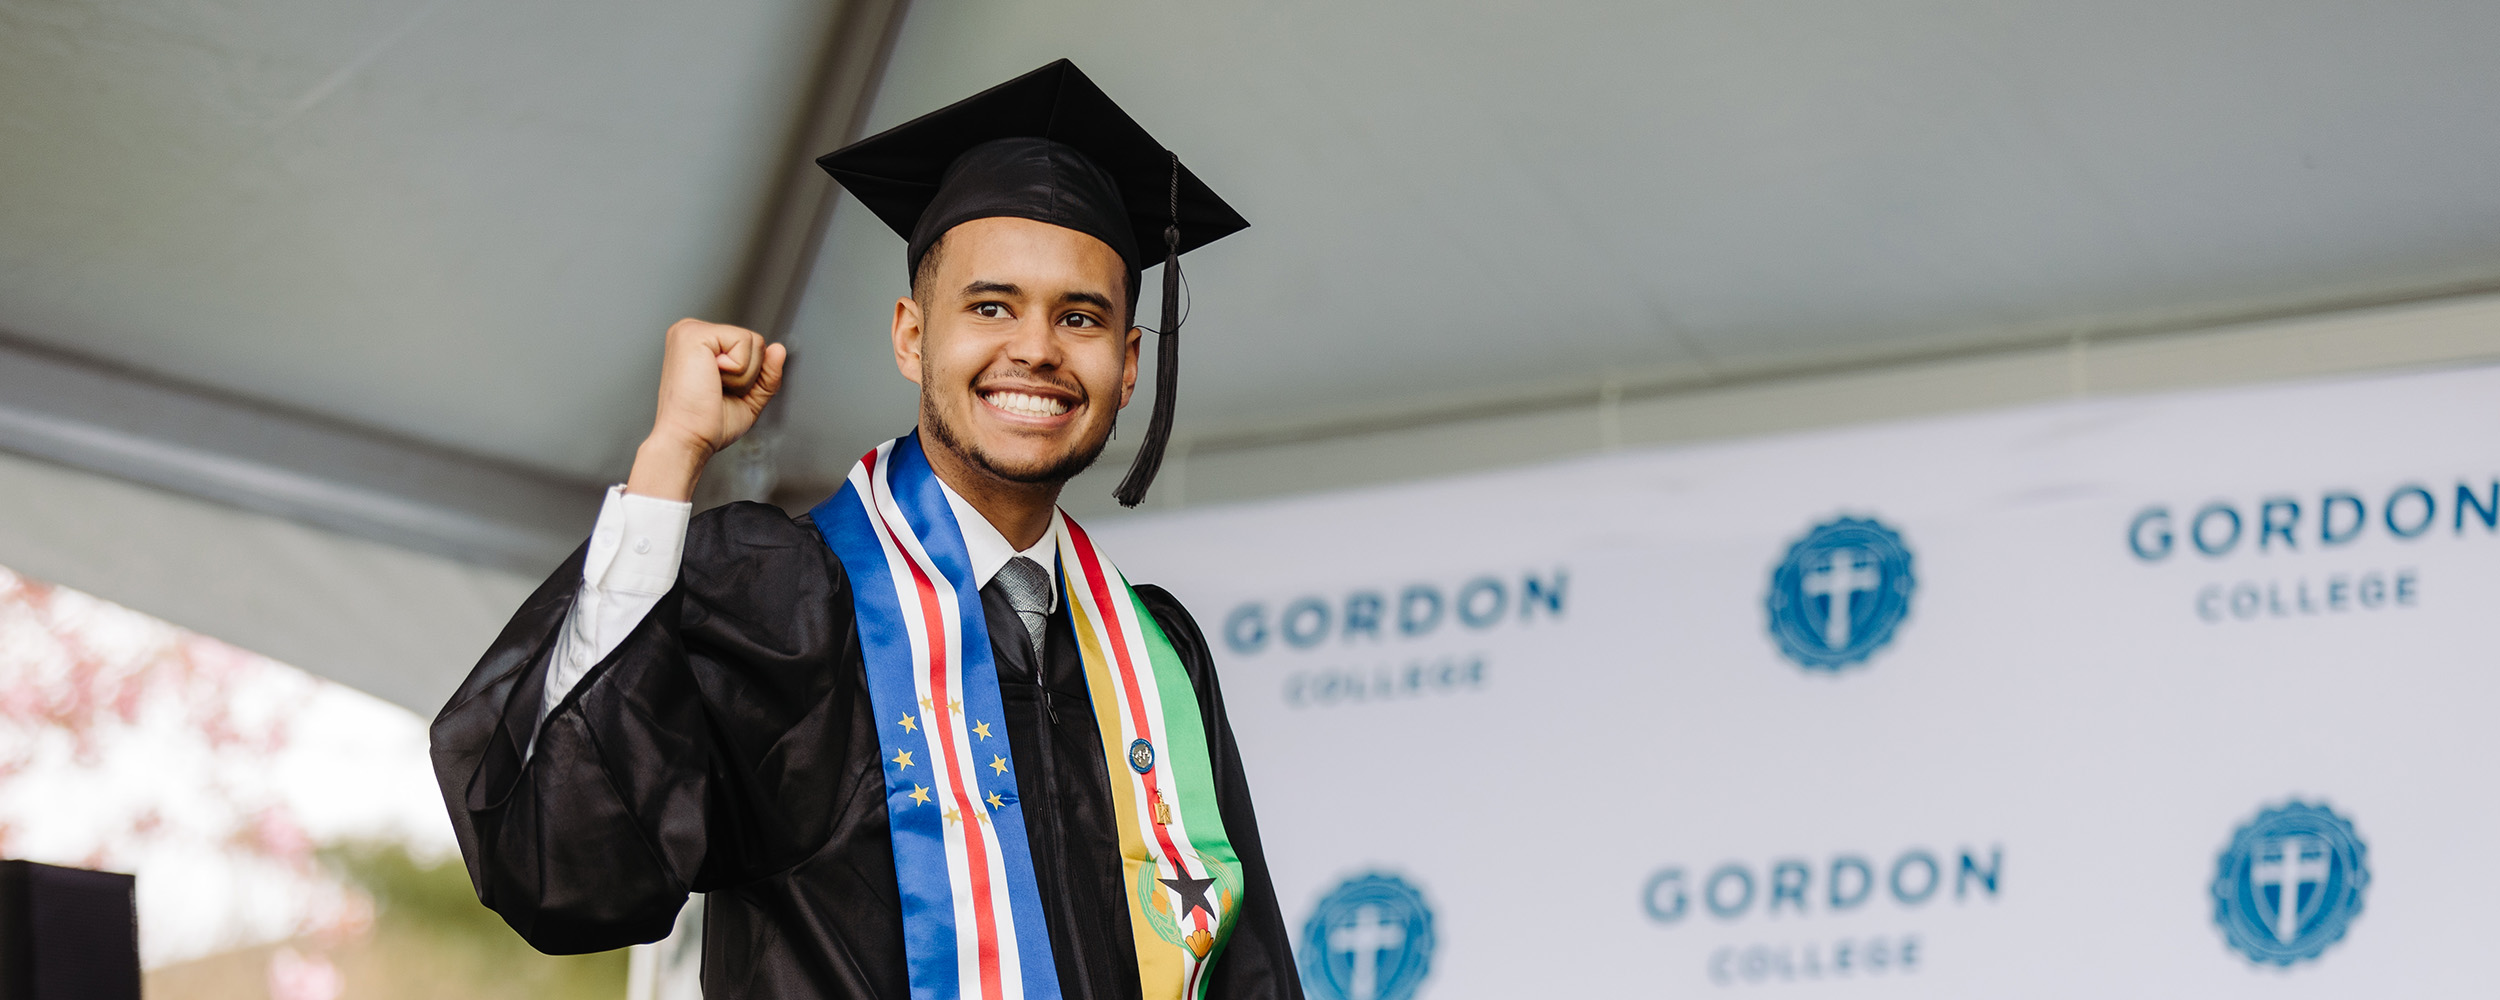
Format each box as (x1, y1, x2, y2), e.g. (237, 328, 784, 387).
(1158, 872, 1218, 920)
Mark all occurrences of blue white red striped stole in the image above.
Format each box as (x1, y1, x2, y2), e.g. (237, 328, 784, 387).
(809, 434, 1062, 1000)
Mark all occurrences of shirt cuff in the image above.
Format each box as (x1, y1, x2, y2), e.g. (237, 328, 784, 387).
(586, 485, 691, 596)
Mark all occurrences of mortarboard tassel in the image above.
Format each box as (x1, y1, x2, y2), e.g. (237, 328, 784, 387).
(1113, 152, 1185, 507)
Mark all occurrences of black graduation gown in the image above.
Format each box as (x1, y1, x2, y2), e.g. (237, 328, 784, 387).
(429, 501, 1302, 1000)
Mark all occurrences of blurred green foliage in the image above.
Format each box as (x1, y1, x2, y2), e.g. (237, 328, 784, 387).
(322, 840, 630, 1000)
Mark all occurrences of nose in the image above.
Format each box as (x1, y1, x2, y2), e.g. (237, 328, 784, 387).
(1000, 311, 1062, 369)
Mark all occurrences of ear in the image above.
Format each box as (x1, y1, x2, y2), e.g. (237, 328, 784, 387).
(892, 296, 927, 386)
(1119, 325, 1143, 408)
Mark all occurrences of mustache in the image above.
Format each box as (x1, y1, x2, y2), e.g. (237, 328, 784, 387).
(972, 367, 1085, 400)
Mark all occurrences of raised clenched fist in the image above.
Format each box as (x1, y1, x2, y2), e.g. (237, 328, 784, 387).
(626, 319, 788, 502)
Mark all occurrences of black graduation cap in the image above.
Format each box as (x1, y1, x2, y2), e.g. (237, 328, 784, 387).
(818, 59, 1248, 507)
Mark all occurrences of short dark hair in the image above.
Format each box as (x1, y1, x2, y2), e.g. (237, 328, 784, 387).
(910, 229, 1141, 325)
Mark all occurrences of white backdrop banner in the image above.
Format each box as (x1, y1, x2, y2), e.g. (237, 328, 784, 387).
(1096, 364, 2500, 998)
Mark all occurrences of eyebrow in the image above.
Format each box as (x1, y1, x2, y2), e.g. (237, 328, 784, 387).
(1056, 289, 1116, 313)
(960, 280, 1115, 315)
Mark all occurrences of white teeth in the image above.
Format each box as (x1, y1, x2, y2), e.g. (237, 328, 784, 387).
(984, 390, 1069, 418)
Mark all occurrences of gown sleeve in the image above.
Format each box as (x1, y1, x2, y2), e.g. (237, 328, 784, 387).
(429, 501, 863, 955)
(1135, 585, 1308, 1000)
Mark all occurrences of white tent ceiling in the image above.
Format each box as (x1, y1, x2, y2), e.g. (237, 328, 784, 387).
(0, 0, 839, 479)
(7, 0, 2500, 520)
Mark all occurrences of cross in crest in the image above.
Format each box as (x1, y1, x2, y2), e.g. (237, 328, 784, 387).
(2251, 834, 2332, 944)
(1327, 904, 1405, 1000)
(1801, 546, 1881, 649)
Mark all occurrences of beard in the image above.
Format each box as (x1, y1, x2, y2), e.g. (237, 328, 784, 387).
(919, 383, 1112, 486)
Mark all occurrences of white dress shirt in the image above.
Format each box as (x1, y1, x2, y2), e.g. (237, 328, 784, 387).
(539, 482, 1059, 721)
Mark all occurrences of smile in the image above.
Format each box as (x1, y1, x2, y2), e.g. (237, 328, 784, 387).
(980, 389, 1071, 419)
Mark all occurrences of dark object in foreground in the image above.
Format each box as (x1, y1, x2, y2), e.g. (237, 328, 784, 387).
(0, 860, 140, 1000)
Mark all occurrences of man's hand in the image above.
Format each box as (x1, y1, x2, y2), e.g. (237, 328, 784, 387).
(626, 319, 789, 502)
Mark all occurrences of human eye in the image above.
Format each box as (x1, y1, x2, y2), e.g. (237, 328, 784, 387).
(971, 302, 1010, 319)
(1061, 311, 1102, 329)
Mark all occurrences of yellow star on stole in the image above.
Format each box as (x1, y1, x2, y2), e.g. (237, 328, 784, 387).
(896, 714, 916, 733)
(943, 805, 961, 826)
(971, 720, 993, 740)
(907, 784, 930, 806)
(989, 754, 1010, 776)
(947, 698, 963, 715)
(891, 748, 914, 770)
(919, 695, 933, 712)
(986, 791, 1006, 810)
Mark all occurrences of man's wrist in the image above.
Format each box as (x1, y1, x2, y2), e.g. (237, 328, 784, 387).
(626, 433, 711, 501)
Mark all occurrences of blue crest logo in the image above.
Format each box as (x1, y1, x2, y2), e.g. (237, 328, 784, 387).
(2211, 801, 2369, 966)
(1764, 516, 1916, 671)
(1301, 873, 1435, 1000)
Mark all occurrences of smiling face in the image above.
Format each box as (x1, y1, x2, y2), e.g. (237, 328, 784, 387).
(893, 215, 1140, 489)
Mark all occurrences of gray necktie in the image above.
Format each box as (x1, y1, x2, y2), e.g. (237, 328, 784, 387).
(994, 556, 1053, 662)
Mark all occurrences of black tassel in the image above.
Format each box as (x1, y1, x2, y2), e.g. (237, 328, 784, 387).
(1113, 153, 1185, 507)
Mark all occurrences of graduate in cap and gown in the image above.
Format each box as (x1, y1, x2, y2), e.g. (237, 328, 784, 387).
(430, 61, 1302, 1000)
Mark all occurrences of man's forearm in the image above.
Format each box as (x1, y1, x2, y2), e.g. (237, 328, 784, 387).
(625, 434, 710, 502)
(536, 485, 691, 731)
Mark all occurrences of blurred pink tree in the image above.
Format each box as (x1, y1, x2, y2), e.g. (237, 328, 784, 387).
(0, 565, 370, 962)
